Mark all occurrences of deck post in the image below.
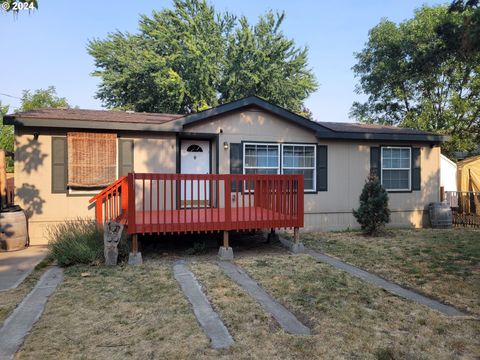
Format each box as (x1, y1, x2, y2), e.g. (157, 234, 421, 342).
(218, 230, 233, 261)
(293, 227, 300, 244)
(223, 230, 229, 248)
(128, 234, 143, 265)
(278, 226, 305, 254)
(267, 228, 278, 243)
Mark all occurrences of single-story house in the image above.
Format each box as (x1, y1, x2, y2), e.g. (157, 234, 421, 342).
(4, 96, 445, 245)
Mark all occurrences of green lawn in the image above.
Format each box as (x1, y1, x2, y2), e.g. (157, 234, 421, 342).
(300, 228, 480, 315)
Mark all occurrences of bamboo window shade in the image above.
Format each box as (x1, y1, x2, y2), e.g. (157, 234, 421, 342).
(67, 132, 117, 187)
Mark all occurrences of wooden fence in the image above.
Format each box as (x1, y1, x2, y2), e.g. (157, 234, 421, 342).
(443, 191, 480, 228)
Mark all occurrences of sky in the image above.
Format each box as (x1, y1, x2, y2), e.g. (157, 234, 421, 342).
(0, 0, 445, 122)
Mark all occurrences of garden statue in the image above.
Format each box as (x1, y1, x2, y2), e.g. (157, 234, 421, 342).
(104, 221, 123, 266)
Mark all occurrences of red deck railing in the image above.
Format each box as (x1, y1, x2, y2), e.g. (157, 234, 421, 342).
(89, 175, 129, 225)
(89, 173, 304, 235)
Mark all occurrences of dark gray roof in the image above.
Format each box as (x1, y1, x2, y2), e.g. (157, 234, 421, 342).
(317, 121, 439, 136)
(180, 96, 445, 143)
(4, 96, 446, 143)
(6, 108, 181, 124)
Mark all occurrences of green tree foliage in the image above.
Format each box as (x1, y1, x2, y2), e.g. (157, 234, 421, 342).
(18, 86, 70, 112)
(351, 4, 480, 156)
(353, 175, 391, 236)
(87, 0, 317, 116)
(0, 87, 70, 172)
(0, 101, 13, 172)
(219, 12, 317, 116)
(438, 0, 480, 56)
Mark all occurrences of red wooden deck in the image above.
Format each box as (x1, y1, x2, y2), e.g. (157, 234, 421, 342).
(89, 173, 304, 235)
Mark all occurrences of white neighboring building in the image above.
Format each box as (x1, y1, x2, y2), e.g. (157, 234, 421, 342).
(440, 154, 457, 192)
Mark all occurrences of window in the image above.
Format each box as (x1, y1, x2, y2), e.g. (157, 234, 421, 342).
(381, 147, 411, 191)
(186, 144, 203, 152)
(67, 132, 117, 188)
(243, 143, 280, 175)
(242, 142, 317, 192)
(282, 144, 316, 191)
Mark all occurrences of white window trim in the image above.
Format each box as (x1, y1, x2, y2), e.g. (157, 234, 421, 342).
(281, 144, 317, 192)
(380, 146, 411, 192)
(242, 142, 280, 174)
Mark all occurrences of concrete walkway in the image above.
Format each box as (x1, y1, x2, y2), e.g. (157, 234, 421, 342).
(305, 248, 466, 317)
(218, 261, 310, 335)
(173, 261, 234, 349)
(0, 266, 63, 360)
(0, 246, 49, 291)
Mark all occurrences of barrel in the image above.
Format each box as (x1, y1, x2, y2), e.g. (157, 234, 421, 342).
(0, 206, 28, 251)
(428, 202, 453, 228)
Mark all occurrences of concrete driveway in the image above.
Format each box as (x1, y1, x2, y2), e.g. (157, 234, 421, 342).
(0, 246, 49, 291)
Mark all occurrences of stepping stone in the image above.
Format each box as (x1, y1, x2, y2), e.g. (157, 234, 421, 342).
(305, 248, 466, 317)
(173, 261, 234, 349)
(0, 266, 64, 360)
(218, 261, 310, 336)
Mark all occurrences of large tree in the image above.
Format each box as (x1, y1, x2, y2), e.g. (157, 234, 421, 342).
(219, 12, 317, 117)
(18, 86, 70, 112)
(0, 87, 70, 172)
(87, 0, 317, 116)
(351, 4, 480, 156)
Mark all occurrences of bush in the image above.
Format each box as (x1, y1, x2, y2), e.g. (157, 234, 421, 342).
(353, 175, 391, 235)
(47, 219, 128, 266)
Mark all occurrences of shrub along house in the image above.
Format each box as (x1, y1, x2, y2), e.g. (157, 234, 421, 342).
(5, 96, 444, 253)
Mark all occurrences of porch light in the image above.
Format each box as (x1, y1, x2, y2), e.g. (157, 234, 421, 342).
(223, 141, 229, 150)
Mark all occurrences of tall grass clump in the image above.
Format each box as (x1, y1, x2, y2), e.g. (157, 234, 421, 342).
(47, 219, 104, 266)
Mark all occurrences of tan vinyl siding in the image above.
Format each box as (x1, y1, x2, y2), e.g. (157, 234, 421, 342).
(14, 129, 177, 245)
(14, 108, 441, 244)
(186, 109, 441, 230)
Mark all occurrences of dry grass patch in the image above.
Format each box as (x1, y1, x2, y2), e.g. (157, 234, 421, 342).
(16, 260, 218, 360)
(191, 261, 322, 359)
(237, 254, 480, 359)
(0, 259, 50, 324)
(299, 228, 480, 314)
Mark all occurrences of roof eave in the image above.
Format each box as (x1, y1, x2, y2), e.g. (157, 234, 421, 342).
(4, 116, 184, 132)
(315, 131, 447, 143)
(180, 96, 333, 134)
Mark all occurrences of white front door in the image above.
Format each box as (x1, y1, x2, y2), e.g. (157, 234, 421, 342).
(180, 140, 210, 206)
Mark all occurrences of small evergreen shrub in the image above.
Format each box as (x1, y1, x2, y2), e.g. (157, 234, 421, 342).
(47, 219, 128, 266)
(353, 175, 391, 235)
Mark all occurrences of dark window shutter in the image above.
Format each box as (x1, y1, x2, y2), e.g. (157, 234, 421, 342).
(370, 147, 380, 178)
(118, 139, 134, 177)
(317, 145, 328, 191)
(230, 143, 242, 192)
(52, 137, 67, 193)
(412, 147, 421, 191)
